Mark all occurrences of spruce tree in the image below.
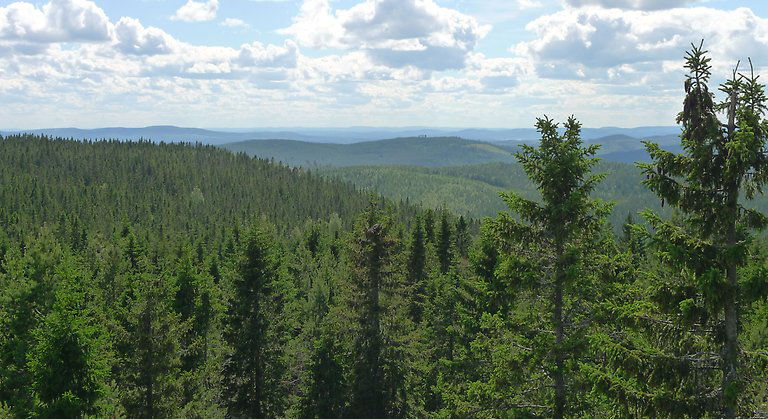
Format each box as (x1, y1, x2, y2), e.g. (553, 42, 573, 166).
(121, 272, 184, 418)
(27, 256, 113, 417)
(454, 216, 470, 259)
(639, 42, 768, 417)
(406, 217, 427, 322)
(348, 204, 395, 419)
(436, 209, 453, 275)
(223, 223, 283, 418)
(489, 116, 611, 417)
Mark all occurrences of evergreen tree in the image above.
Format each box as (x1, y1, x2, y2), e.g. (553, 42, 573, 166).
(121, 272, 184, 418)
(0, 229, 64, 416)
(423, 209, 435, 244)
(639, 42, 768, 417)
(454, 216, 470, 259)
(298, 277, 345, 419)
(223, 223, 284, 418)
(27, 255, 113, 417)
(348, 204, 395, 418)
(406, 217, 427, 322)
(436, 209, 453, 275)
(489, 116, 611, 417)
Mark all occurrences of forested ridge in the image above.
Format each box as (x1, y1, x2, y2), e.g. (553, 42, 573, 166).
(1, 46, 768, 418)
(319, 161, 671, 227)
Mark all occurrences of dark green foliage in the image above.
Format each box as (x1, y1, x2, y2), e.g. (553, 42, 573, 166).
(347, 205, 393, 418)
(120, 272, 183, 418)
(437, 209, 454, 274)
(406, 217, 428, 322)
(223, 223, 285, 418)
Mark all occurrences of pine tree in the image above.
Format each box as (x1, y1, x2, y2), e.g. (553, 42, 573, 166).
(489, 116, 611, 417)
(639, 42, 768, 417)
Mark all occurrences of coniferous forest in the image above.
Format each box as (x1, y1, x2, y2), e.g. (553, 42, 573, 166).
(1, 46, 768, 418)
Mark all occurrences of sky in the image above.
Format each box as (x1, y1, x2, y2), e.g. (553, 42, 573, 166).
(0, 0, 767, 129)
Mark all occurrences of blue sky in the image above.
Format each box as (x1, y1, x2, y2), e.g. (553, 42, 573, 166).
(1, 0, 767, 128)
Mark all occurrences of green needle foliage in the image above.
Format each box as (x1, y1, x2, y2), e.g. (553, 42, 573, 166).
(638, 41, 768, 417)
(488, 115, 612, 417)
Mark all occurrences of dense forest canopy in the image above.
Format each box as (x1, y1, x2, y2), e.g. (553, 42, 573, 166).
(0, 45, 767, 418)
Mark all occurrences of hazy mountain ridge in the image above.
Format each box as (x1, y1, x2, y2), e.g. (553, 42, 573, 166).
(223, 133, 683, 167)
(0, 125, 681, 145)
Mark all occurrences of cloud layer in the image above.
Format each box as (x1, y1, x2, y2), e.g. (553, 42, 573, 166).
(0, 0, 766, 128)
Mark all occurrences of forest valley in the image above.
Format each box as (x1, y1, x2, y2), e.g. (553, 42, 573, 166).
(1, 45, 768, 418)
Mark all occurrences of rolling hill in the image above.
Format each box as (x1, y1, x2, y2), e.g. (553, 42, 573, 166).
(223, 137, 518, 167)
(319, 162, 668, 228)
(0, 125, 681, 145)
(223, 133, 684, 167)
(0, 134, 416, 242)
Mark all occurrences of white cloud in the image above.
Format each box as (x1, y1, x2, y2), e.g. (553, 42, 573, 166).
(115, 17, 177, 56)
(565, 0, 695, 10)
(0, 0, 112, 43)
(172, 0, 219, 22)
(280, 0, 491, 71)
(517, 7, 768, 80)
(221, 18, 248, 28)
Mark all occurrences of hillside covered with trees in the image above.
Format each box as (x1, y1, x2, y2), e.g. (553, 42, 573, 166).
(0, 45, 767, 418)
(320, 161, 668, 227)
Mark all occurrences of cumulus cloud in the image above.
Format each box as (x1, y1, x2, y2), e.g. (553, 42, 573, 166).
(172, 0, 219, 22)
(115, 17, 177, 56)
(280, 0, 490, 71)
(517, 7, 768, 80)
(0, 0, 112, 43)
(565, 0, 695, 10)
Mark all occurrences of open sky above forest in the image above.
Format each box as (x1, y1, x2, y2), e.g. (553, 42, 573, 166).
(1, 0, 766, 128)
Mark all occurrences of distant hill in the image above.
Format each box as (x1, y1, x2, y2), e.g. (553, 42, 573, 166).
(0, 126, 328, 145)
(223, 133, 684, 167)
(222, 137, 518, 167)
(1, 125, 681, 145)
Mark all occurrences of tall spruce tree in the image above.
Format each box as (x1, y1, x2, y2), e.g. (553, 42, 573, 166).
(639, 42, 768, 417)
(406, 217, 427, 322)
(27, 256, 113, 417)
(436, 209, 453, 275)
(121, 271, 184, 418)
(223, 223, 283, 418)
(348, 204, 395, 419)
(489, 116, 611, 417)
